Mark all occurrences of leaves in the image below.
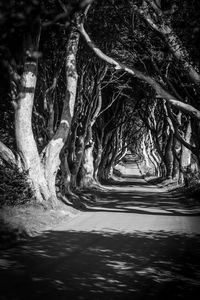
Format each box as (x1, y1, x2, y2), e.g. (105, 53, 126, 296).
(0, 164, 34, 206)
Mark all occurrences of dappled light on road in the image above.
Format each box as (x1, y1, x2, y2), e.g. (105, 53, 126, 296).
(81, 162, 200, 217)
(1, 230, 200, 299)
(1, 161, 200, 299)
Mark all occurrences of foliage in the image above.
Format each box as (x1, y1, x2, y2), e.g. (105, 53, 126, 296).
(183, 167, 200, 187)
(0, 163, 34, 207)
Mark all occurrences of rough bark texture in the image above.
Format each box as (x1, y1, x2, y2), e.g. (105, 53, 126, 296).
(41, 22, 80, 202)
(79, 20, 200, 121)
(179, 120, 192, 184)
(60, 149, 73, 195)
(141, 137, 151, 170)
(94, 137, 103, 182)
(164, 130, 174, 179)
(79, 141, 95, 187)
(14, 22, 52, 203)
(172, 137, 181, 181)
(70, 134, 85, 189)
(79, 84, 105, 187)
(141, 0, 200, 85)
(0, 141, 17, 167)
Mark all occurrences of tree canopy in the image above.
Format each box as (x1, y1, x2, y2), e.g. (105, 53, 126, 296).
(1, 0, 200, 207)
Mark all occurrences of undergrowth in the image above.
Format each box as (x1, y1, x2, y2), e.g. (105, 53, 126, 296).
(183, 168, 200, 187)
(0, 163, 34, 207)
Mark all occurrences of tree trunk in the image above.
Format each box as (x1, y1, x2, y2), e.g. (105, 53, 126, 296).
(79, 81, 106, 187)
(15, 20, 52, 203)
(79, 141, 95, 187)
(164, 130, 174, 179)
(115, 147, 128, 165)
(148, 131, 160, 176)
(94, 136, 103, 182)
(70, 134, 85, 189)
(141, 137, 152, 174)
(172, 137, 181, 181)
(179, 120, 192, 184)
(152, 133, 166, 177)
(60, 149, 72, 195)
(41, 21, 80, 203)
(98, 132, 114, 181)
(79, 124, 96, 188)
(13, 15, 81, 205)
(106, 136, 119, 180)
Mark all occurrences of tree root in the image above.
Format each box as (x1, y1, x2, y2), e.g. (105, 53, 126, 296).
(59, 193, 87, 210)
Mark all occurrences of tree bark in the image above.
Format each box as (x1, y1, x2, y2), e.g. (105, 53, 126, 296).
(79, 139, 95, 188)
(141, 136, 154, 174)
(0, 141, 17, 167)
(70, 134, 85, 189)
(140, 0, 200, 85)
(79, 83, 106, 188)
(41, 19, 80, 203)
(14, 20, 52, 203)
(164, 129, 174, 179)
(79, 21, 200, 121)
(94, 134, 103, 182)
(172, 136, 181, 181)
(179, 119, 192, 184)
(149, 131, 161, 176)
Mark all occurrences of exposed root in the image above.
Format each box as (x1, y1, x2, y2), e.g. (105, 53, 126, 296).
(71, 197, 87, 210)
(59, 193, 87, 210)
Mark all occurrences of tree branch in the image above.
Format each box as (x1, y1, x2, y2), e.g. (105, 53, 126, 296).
(137, 0, 200, 85)
(0, 141, 17, 167)
(166, 105, 197, 154)
(79, 22, 200, 121)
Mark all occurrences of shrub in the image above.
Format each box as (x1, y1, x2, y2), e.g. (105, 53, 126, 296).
(0, 163, 33, 207)
(183, 167, 200, 187)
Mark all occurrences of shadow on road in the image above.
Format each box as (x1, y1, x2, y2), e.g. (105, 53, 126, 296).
(81, 172, 200, 216)
(0, 230, 200, 299)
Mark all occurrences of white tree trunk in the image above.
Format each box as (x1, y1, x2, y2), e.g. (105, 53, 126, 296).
(79, 83, 106, 188)
(79, 142, 95, 187)
(14, 23, 52, 203)
(141, 137, 151, 169)
(41, 25, 80, 202)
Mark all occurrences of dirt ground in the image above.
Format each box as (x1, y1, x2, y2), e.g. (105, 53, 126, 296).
(0, 202, 79, 250)
(0, 160, 200, 299)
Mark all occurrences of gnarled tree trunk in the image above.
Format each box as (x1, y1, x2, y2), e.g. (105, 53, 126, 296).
(79, 83, 105, 188)
(94, 134, 103, 182)
(79, 125, 95, 188)
(14, 19, 52, 203)
(164, 129, 174, 179)
(14, 15, 81, 205)
(41, 17, 80, 203)
(179, 119, 192, 184)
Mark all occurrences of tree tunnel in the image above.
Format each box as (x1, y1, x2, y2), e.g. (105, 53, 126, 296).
(0, 0, 200, 207)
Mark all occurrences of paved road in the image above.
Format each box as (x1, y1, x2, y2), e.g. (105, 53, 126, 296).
(0, 162, 200, 299)
(60, 162, 200, 234)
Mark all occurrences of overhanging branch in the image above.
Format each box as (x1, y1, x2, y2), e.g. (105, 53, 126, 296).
(0, 141, 17, 167)
(79, 22, 200, 121)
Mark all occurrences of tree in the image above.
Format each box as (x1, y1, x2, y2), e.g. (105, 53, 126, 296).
(0, 1, 91, 205)
(1, 0, 200, 208)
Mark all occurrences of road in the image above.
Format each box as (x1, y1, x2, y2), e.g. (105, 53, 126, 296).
(0, 161, 200, 299)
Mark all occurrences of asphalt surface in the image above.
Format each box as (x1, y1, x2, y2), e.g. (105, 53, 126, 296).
(0, 162, 200, 299)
